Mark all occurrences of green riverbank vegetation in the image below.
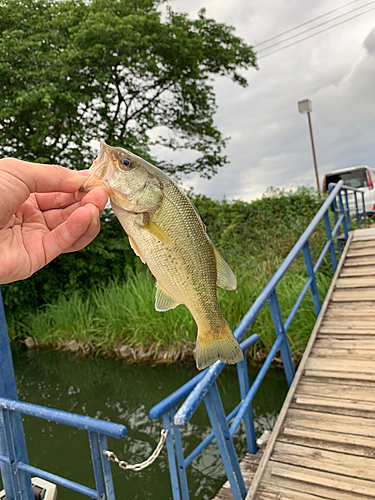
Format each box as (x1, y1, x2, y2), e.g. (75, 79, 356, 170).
(3, 187, 333, 364)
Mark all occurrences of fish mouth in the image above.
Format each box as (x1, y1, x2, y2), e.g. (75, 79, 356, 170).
(81, 141, 115, 192)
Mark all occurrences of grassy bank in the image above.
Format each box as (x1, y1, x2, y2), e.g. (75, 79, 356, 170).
(4, 187, 334, 363)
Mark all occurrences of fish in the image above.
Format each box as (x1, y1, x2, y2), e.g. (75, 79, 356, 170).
(83, 142, 243, 370)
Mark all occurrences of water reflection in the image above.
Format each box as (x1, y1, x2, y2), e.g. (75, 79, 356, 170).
(2, 348, 288, 500)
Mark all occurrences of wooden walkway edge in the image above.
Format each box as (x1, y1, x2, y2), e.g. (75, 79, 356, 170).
(243, 227, 375, 499)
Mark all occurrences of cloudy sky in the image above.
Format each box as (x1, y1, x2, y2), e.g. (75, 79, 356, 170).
(162, 0, 375, 201)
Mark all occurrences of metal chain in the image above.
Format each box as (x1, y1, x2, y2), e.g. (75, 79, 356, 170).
(103, 429, 168, 472)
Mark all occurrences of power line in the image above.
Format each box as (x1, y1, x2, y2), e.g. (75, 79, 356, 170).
(257, 5, 375, 59)
(254, 0, 368, 47)
(256, 0, 375, 54)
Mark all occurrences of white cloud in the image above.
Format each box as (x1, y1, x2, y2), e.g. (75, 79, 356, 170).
(163, 0, 375, 201)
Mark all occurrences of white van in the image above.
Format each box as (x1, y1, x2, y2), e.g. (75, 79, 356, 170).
(322, 165, 375, 215)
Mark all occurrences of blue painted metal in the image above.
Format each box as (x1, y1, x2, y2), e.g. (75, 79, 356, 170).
(98, 434, 116, 500)
(88, 431, 106, 499)
(323, 211, 337, 273)
(236, 355, 256, 454)
(0, 399, 126, 439)
(302, 241, 321, 317)
(150, 180, 366, 500)
(0, 288, 127, 499)
(229, 337, 283, 437)
(0, 288, 34, 500)
(204, 384, 246, 500)
(162, 412, 181, 500)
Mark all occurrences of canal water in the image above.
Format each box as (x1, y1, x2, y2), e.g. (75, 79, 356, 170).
(3, 347, 288, 500)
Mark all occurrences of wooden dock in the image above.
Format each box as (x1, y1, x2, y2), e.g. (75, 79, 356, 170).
(216, 227, 375, 499)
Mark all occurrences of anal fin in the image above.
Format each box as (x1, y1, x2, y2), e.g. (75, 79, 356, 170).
(155, 283, 181, 312)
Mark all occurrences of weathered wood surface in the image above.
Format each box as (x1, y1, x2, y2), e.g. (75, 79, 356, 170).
(241, 228, 375, 500)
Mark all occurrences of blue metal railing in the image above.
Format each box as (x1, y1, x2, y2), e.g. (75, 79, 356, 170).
(149, 180, 366, 500)
(0, 289, 127, 500)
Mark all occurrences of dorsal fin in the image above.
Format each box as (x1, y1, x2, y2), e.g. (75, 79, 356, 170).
(213, 247, 237, 291)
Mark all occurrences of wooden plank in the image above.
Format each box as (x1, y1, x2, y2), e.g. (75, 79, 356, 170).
(294, 394, 375, 412)
(347, 248, 375, 257)
(350, 239, 375, 249)
(319, 327, 375, 334)
(279, 426, 375, 454)
(341, 265, 375, 276)
(327, 301, 375, 310)
(321, 318, 375, 331)
(302, 374, 375, 388)
(314, 338, 375, 348)
(336, 277, 375, 288)
(304, 369, 375, 381)
(344, 256, 375, 266)
(285, 408, 375, 437)
(331, 290, 375, 301)
(352, 227, 375, 241)
(306, 357, 375, 373)
(255, 484, 328, 500)
(311, 347, 375, 359)
(271, 441, 375, 481)
(263, 462, 375, 500)
(297, 379, 375, 402)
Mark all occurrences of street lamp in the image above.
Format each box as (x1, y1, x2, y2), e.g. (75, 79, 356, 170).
(298, 99, 320, 193)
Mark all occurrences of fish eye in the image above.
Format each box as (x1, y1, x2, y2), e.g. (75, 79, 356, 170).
(120, 157, 132, 169)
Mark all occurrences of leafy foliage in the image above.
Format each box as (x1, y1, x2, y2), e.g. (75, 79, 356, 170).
(0, 0, 256, 176)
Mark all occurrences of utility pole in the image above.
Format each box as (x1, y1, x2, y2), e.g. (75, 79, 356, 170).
(298, 99, 320, 193)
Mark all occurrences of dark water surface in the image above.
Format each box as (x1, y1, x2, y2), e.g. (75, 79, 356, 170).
(3, 347, 288, 499)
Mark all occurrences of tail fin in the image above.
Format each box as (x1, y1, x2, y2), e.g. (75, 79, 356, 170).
(195, 322, 243, 370)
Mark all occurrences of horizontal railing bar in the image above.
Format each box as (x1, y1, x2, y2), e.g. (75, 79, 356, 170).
(173, 182, 345, 427)
(184, 401, 242, 467)
(229, 336, 283, 437)
(284, 277, 312, 332)
(149, 334, 259, 420)
(17, 462, 99, 499)
(0, 398, 127, 439)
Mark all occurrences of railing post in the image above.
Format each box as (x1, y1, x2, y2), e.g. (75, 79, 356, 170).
(88, 431, 106, 499)
(361, 192, 367, 224)
(0, 289, 34, 500)
(268, 291, 295, 386)
(98, 434, 116, 500)
(204, 383, 246, 500)
(236, 359, 257, 454)
(338, 191, 349, 241)
(323, 211, 337, 273)
(344, 190, 352, 231)
(353, 192, 360, 227)
(169, 407, 189, 500)
(163, 412, 182, 500)
(302, 241, 321, 317)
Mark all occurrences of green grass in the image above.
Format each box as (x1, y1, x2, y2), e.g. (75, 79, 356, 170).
(6, 263, 332, 363)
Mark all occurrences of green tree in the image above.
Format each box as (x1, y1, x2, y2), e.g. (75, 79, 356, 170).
(0, 0, 256, 177)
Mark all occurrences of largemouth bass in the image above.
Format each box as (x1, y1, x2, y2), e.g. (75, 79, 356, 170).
(83, 142, 243, 370)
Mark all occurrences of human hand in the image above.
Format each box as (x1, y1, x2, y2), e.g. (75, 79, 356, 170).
(0, 158, 108, 284)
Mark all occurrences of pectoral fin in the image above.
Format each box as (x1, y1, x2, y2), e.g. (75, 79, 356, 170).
(141, 219, 170, 244)
(128, 236, 146, 264)
(213, 247, 237, 291)
(155, 283, 180, 312)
